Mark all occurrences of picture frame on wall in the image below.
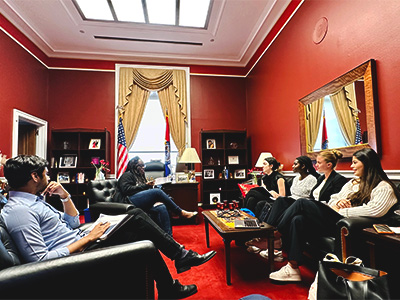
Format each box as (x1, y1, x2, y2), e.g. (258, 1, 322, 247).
(234, 169, 246, 179)
(206, 139, 216, 149)
(209, 193, 220, 204)
(228, 155, 239, 164)
(203, 169, 214, 179)
(89, 139, 101, 149)
(59, 154, 77, 168)
(57, 172, 70, 183)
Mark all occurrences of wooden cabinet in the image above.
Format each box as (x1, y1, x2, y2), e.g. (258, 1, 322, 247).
(200, 130, 249, 207)
(49, 128, 110, 212)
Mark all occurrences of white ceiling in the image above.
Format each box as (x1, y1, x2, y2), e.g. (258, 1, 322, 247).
(0, 0, 293, 67)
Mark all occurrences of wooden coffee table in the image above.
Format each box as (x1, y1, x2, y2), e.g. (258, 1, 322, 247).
(202, 210, 275, 285)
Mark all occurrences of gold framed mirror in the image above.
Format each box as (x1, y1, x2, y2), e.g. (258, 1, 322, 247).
(298, 59, 378, 159)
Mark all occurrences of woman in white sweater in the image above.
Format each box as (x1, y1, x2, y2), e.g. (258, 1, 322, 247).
(269, 148, 399, 282)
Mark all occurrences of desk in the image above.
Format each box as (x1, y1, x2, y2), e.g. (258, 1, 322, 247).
(202, 210, 275, 285)
(162, 182, 199, 224)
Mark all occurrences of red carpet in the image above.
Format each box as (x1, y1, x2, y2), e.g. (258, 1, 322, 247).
(161, 212, 316, 300)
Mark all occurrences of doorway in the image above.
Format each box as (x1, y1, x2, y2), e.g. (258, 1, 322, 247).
(12, 109, 48, 159)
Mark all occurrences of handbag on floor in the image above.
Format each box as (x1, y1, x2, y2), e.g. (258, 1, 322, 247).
(317, 254, 390, 300)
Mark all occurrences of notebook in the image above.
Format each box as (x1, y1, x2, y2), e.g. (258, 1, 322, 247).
(234, 218, 261, 229)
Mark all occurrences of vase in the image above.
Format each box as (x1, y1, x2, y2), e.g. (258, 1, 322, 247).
(94, 169, 105, 181)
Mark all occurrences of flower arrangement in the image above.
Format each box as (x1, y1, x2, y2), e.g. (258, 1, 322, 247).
(91, 158, 110, 180)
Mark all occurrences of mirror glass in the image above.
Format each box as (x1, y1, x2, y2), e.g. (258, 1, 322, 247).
(298, 59, 378, 159)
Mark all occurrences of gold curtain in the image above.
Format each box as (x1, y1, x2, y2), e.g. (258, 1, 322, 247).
(158, 70, 187, 156)
(330, 83, 358, 146)
(305, 98, 324, 152)
(118, 67, 187, 153)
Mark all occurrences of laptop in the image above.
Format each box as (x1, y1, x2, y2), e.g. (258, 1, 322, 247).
(234, 218, 261, 229)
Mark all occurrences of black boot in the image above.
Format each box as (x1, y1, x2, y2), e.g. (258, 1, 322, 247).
(158, 279, 197, 299)
(175, 250, 217, 273)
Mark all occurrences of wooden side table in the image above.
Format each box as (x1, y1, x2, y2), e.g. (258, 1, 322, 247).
(162, 182, 199, 224)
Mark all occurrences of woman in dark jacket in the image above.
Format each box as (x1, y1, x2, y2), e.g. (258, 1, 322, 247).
(114, 156, 197, 235)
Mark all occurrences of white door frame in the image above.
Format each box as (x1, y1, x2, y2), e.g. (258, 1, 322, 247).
(12, 109, 48, 159)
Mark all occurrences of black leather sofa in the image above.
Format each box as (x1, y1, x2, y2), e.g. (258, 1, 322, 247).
(0, 215, 155, 299)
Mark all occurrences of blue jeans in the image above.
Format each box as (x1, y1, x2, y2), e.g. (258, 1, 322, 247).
(128, 188, 182, 235)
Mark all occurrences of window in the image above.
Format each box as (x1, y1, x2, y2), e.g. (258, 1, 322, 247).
(313, 96, 348, 151)
(128, 91, 179, 169)
(74, 0, 212, 28)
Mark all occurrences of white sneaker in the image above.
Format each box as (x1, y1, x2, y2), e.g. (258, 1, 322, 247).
(259, 249, 284, 262)
(246, 246, 261, 254)
(269, 264, 302, 282)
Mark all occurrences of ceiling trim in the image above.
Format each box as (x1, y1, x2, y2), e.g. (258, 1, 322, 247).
(0, 0, 304, 77)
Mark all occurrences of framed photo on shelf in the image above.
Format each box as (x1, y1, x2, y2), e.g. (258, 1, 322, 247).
(89, 139, 101, 149)
(57, 172, 70, 183)
(228, 155, 239, 164)
(209, 193, 220, 204)
(234, 169, 246, 179)
(206, 139, 216, 149)
(203, 169, 214, 179)
(176, 172, 188, 183)
(59, 154, 77, 168)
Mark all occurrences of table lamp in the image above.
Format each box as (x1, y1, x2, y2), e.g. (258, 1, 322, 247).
(179, 147, 201, 182)
(255, 152, 273, 168)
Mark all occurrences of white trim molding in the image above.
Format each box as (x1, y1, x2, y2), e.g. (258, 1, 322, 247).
(281, 170, 400, 181)
(12, 109, 48, 159)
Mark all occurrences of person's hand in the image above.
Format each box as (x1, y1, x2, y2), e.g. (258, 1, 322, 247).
(332, 199, 351, 210)
(42, 181, 70, 199)
(86, 222, 111, 242)
(146, 180, 155, 186)
(270, 191, 279, 198)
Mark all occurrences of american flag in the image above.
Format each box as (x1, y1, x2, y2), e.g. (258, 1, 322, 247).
(355, 117, 363, 144)
(117, 117, 128, 178)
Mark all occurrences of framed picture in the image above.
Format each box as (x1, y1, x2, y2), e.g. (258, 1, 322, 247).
(89, 139, 101, 149)
(209, 193, 220, 204)
(57, 172, 70, 183)
(176, 172, 188, 183)
(234, 169, 246, 179)
(203, 169, 214, 179)
(228, 155, 239, 164)
(59, 154, 77, 168)
(206, 139, 216, 149)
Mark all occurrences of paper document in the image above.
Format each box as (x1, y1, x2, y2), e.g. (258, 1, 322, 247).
(82, 213, 132, 240)
(389, 226, 400, 234)
(154, 177, 170, 185)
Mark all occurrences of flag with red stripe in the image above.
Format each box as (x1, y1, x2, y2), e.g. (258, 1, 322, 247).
(117, 117, 128, 178)
(164, 112, 171, 176)
(321, 110, 329, 149)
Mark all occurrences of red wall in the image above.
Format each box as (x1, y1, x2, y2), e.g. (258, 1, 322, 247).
(0, 29, 48, 159)
(246, 0, 400, 170)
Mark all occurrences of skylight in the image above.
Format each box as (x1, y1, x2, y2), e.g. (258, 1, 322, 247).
(74, 0, 212, 29)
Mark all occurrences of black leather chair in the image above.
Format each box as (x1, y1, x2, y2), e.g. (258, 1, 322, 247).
(87, 179, 135, 220)
(145, 160, 165, 180)
(0, 215, 155, 299)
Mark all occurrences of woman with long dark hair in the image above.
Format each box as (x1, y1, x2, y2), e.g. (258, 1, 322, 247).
(269, 148, 399, 282)
(114, 156, 197, 235)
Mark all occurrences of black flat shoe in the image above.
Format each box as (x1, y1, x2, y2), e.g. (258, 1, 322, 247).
(175, 250, 217, 273)
(158, 279, 197, 299)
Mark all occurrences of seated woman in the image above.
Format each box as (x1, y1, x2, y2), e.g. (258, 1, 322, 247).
(267, 150, 347, 227)
(246, 156, 318, 258)
(269, 148, 399, 282)
(114, 157, 197, 235)
(243, 157, 289, 218)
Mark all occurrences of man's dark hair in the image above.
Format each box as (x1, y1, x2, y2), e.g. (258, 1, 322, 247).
(4, 155, 48, 189)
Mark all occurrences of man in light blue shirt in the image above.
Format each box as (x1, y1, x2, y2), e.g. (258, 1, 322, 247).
(2, 155, 216, 299)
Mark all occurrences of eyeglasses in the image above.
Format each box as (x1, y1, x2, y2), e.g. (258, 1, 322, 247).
(138, 164, 146, 169)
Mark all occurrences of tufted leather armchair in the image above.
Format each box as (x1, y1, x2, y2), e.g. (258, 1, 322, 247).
(0, 215, 155, 299)
(87, 179, 135, 220)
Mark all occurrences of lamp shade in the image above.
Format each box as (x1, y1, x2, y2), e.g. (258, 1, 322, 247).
(255, 152, 273, 168)
(179, 148, 201, 163)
